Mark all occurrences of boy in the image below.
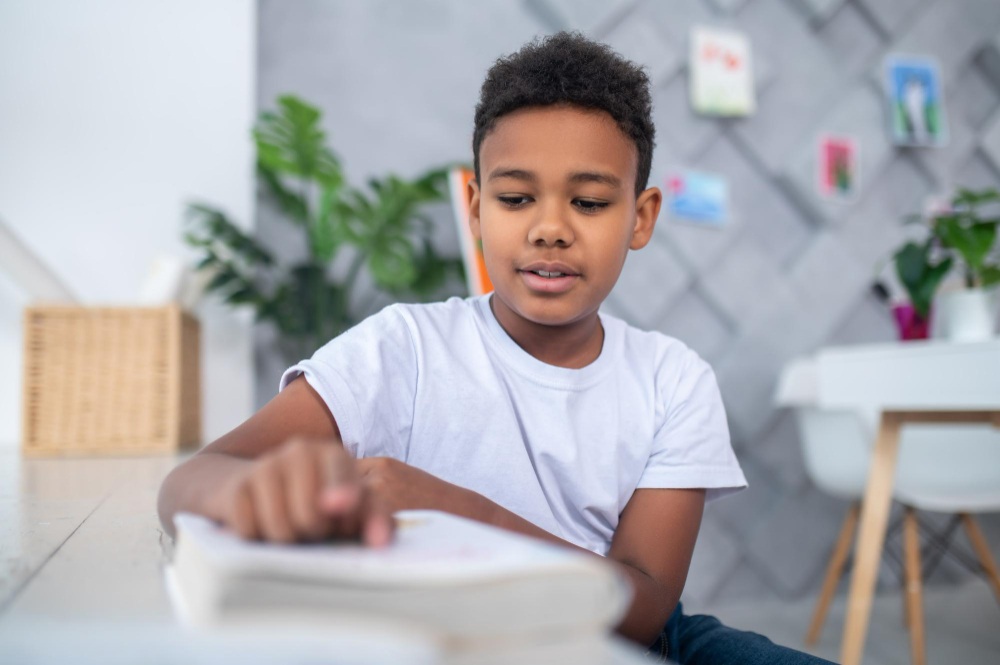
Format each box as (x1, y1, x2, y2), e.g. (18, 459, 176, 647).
(159, 32, 831, 664)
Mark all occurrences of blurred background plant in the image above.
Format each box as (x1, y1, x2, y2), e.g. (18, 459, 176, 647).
(929, 187, 1000, 290)
(877, 186, 1000, 339)
(888, 237, 952, 323)
(185, 95, 464, 359)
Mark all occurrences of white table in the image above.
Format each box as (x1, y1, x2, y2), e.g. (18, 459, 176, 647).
(0, 451, 649, 664)
(816, 339, 1000, 665)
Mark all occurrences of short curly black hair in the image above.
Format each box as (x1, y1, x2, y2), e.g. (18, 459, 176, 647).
(473, 32, 655, 197)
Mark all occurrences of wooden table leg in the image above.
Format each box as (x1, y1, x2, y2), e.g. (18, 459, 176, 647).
(903, 507, 926, 665)
(840, 413, 901, 665)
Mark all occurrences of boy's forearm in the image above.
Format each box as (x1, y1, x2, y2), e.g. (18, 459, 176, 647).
(157, 453, 251, 537)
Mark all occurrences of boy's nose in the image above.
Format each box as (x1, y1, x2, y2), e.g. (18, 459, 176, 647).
(526, 206, 575, 247)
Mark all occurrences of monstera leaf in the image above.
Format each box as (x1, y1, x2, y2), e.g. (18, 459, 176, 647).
(185, 94, 464, 352)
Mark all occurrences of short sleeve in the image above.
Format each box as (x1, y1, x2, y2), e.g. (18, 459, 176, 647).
(636, 351, 747, 501)
(278, 305, 417, 460)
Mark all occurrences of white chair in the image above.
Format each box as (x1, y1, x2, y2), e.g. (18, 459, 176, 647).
(775, 356, 1000, 661)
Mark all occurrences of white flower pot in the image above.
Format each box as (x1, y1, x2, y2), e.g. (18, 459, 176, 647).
(936, 288, 1000, 342)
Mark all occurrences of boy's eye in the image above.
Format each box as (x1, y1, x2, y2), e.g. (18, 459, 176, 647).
(497, 195, 532, 208)
(573, 199, 609, 213)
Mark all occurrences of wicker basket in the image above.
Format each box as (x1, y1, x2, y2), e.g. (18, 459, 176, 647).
(21, 305, 201, 456)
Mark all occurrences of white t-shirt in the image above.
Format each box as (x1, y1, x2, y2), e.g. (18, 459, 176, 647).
(280, 295, 746, 555)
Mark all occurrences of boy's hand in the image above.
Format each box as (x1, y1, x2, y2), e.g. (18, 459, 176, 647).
(357, 457, 470, 515)
(211, 438, 394, 547)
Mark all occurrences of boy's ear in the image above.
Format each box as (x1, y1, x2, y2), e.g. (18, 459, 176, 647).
(468, 178, 482, 241)
(629, 186, 662, 250)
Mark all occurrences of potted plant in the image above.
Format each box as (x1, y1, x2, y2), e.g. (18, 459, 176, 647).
(880, 187, 1000, 341)
(883, 237, 952, 340)
(928, 188, 1000, 341)
(185, 95, 463, 361)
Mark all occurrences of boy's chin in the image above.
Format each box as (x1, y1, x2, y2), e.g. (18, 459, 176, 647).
(501, 296, 600, 330)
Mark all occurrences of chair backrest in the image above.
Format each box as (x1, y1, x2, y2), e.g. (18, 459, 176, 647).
(894, 424, 1000, 512)
(777, 358, 871, 500)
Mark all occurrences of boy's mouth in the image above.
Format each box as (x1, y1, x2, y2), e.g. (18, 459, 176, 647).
(517, 263, 580, 293)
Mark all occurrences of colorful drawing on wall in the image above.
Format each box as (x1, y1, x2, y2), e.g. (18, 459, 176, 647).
(816, 135, 859, 201)
(690, 26, 755, 117)
(666, 170, 730, 227)
(448, 166, 494, 296)
(884, 55, 948, 147)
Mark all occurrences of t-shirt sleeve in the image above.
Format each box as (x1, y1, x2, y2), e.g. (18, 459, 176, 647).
(637, 350, 747, 501)
(277, 304, 417, 460)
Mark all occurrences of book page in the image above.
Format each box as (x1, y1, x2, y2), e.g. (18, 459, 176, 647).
(175, 510, 599, 588)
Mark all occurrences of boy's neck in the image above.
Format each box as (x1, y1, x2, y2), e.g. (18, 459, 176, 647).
(489, 295, 605, 369)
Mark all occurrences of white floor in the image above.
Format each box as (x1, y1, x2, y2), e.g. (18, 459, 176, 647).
(699, 581, 1000, 664)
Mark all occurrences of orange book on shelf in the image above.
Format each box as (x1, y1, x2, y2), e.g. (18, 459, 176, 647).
(449, 167, 494, 296)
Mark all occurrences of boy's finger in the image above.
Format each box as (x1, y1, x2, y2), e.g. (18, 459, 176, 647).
(359, 489, 394, 548)
(250, 463, 296, 543)
(363, 511, 394, 548)
(229, 483, 260, 541)
(315, 444, 365, 539)
(319, 483, 361, 515)
(318, 444, 362, 515)
(284, 446, 324, 539)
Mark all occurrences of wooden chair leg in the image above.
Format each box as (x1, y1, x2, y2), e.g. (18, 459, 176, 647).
(960, 513, 1000, 605)
(903, 507, 926, 665)
(806, 501, 860, 646)
(902, 519, 911, 630)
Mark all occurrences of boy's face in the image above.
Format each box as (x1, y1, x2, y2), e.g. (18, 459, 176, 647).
(469, 105, 661, 334)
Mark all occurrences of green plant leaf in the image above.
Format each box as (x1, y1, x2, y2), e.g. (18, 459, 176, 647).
(981, 266, 1000, 287)
(953, 187, 1000, 208)
(309, 186, 340, 263)
(254, 95, 342, 188)
(225, 286, 264, 306)
(893, 241, 951, 320)
(195, 253, 218, 270)
(935, 215, 996, 272)
(257, 166, 309, 224)
(912, 257, 952, 319)
(895, 242, 929, 288)
(368, 236, 417, 289)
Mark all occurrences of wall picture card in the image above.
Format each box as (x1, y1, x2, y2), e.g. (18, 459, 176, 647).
(816, 135, 859, 201)
(690, 26, 756, 117)
(884, 55, 949, 147)
(666, 170, 730, 228)
(448, 166, 494, 296)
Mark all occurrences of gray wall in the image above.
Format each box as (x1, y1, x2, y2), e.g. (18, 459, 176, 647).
(257, 0, 1000, 606)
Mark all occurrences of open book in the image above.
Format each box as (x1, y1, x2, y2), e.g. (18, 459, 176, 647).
(165, 510, 631, 649)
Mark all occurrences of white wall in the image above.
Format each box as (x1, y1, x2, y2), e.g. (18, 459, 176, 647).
(0, 1, 256, 447)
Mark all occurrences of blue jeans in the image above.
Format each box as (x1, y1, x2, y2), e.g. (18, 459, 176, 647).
(647, 603, 836, 665)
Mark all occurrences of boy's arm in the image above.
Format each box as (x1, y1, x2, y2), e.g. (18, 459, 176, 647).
(481, 485, 703, 646)
(358, 457, 703, 646)
(157, 377, 344, 536)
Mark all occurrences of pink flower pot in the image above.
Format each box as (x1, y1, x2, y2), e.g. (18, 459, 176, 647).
(892, 303, 931, 340)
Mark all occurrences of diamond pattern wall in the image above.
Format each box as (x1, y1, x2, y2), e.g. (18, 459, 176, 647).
(257, 0, 1000, 606)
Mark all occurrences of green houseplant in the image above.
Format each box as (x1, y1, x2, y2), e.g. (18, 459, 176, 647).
(928, 187, 1000, 340)
(185, 95, 463, 359)
(888, 237, 952, 339)
(883, 187, 1000, 340)
(929, 188, 1000, 289)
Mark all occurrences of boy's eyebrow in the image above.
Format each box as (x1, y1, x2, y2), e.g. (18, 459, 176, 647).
(487, 168, 622, 188)
(567, 171, 622, 188)
(487, 168, 537, 183)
